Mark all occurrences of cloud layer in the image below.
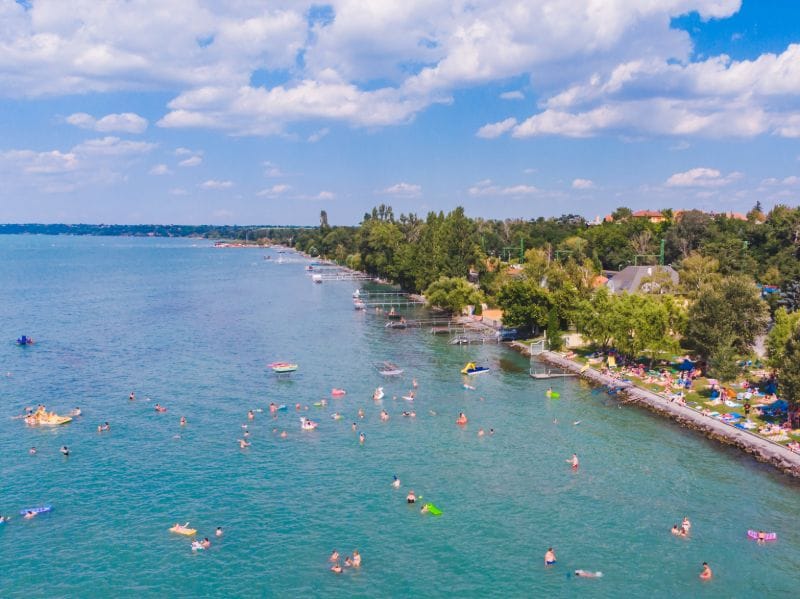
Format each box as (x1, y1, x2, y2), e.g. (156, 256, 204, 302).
(5, 0, 784, 141)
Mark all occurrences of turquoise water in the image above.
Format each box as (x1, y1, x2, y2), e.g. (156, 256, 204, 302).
(1, 235, 798, 598)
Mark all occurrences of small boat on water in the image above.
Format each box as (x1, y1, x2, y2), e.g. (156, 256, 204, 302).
(269, 362, 298, 373)
(385, 320, 407, 329)
(312, 274, 323, 284)
(461, 362, 490, 376)
(353, 289, 361, 299)
(16, 335, 34, 345)
(377, 361, 404, 376)
(530, 369, 576, 379)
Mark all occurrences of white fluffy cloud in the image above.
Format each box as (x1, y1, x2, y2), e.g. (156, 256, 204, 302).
(476, 117, 517, 139)
(179, 155, 202, 167)
(665, 167, 742, 187)
(149, 163, 172, 175)
(572, 178, 594, 189)
(0, 136, 155, 192)
(199, 179, 234, 190)
(257, 184, 291, 197)
(468, 179, 538, 197)
(66, 112, 148, 133)
(381, 182, 421, 197)
(7, 0, 796, 141)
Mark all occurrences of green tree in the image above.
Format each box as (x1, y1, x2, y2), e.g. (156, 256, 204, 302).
(424, 277, 483, 315)
(497, 280, 552, 331)
(546, 307, 563, 350)
(766, 307, 800, 367)
(777, 321, 800, 427)
(677, 252, 721, 298)
(685, 275, 769, 379)
(576, 286, 616, 349)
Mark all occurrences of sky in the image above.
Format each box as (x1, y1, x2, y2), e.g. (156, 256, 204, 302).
(1, 0, 799, 225)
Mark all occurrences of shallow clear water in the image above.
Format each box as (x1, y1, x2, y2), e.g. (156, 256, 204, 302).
(1, 235, 798, 598)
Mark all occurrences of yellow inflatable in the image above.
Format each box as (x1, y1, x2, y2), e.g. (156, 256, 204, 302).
(169, 524, 197, 536)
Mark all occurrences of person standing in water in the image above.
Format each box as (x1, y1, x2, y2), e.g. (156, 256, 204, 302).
(681, 517, 691, 535)
(699, 562, 712, 580)
(567, 454, 579, 470)
(544, 548, 556, 565)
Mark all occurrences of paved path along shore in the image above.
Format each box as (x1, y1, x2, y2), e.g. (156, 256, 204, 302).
(519, 345, 800, 480)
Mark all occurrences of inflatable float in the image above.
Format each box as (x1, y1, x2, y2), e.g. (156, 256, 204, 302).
(300, 417, 318, 431)
(19, 505, 52, 516)
(331, 389, 346, 397)
(747, 530, 777, 541)
(191, 541, 205, 551)
(269, 362, 298, 373)
(423, 503, 442, 516)
(461, 362, 490, 376)
(169, 524, 197, 536)
(24, 407, 72, 426)
(546, 391, 560, 399)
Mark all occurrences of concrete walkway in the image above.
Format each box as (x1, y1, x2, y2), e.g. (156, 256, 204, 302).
(534, 350, 800, 479)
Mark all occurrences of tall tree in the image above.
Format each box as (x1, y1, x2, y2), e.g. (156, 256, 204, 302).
(777, 321, 800, 428)
(424, 277, 483, 314)
(497, 280, 552, 331)
(685, 275, 769, 378)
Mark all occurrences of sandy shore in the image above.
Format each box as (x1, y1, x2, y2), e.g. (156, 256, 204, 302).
(518, 345, 800, 479)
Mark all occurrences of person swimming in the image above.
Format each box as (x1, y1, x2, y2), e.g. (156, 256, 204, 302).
(129, 392, 135, 401)
(280, 430, 288, 438)
(671, 524, 682, 536)
(574, 570, 602, 578)
(329, 550, 339, 562)
(24, 510, 37, 519)
(269, 403, 277, 414)
(216, 527, 223, 537)
(330, 562, 343, 574)
(29, 446, 37, 455)
(567, 454, 579, 470)
(239, 439, 250, 448)
(392, 475, 400, 488)
(681, 517, 691, 535)
(60, 445, 70, 456)
(352, 550, 361, 567)
(248, 410, 255, 420)
(344, 556, 353, 567)
(407, 490, 416, 504)
(544, 548, 556, 565)
(380, 410, 389, 422)
(699, 562, 712, 580)
(180, 416, 187, 426)
(456, 412, 468, 425)
(478, 428, 485, 437)
(358, 408, 365, 419)
(359, 432, 365, 444)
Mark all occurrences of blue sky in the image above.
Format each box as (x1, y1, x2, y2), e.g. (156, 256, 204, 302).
(0, 0, 799, 225)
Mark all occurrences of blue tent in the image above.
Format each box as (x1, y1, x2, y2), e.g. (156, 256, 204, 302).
(678, 359, 695, 371)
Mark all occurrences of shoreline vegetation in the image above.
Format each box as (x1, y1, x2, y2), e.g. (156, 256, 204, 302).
(5, 202, 800, 478)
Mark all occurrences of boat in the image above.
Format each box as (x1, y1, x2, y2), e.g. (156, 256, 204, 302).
(354, 300, 366, 310)
(312, 274, 323, 284)
(353, 289, 361, 299)
(450, 336, 470, 345)
(385, 320, 407, 329)
(269, 362, 298, 373)
(377, 362, 404, 376)
(461, 362, 490, 376)
(16, 335, 34, 345)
